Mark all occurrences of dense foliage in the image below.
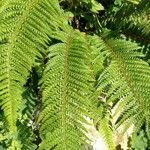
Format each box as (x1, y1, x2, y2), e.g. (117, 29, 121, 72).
(0, 0, 150, 149)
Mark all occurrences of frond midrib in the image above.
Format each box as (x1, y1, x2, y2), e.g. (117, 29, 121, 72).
(61, 31, 73, 150)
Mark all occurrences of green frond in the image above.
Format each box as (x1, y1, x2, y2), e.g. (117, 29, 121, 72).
(103, 0, 150, 42)
(113, 0, 150, 21)
(113, 13, 150, 45)
(82, 34, 116, 150)
(14, 88, 37, 150)
(92, 30, 150, 138)
(96, 105, 115, 150)
(38, 29, 94, 150)
(22, 88, 37, 122)
(98, 117, 115, 150)
(17, 122, 37, 150)
(0, 0, 68, 146)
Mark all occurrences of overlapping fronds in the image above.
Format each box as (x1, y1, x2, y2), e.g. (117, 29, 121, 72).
(14, 88, 38, 150)
(107, 2, 150, 63)
(111, 11, 150, 46)
(112, 0, 150, 21)
(1, 0, 150, 149)
(0, 0, 68, 147)
(38, 29, 94, 149)
(85, 34, 116, 150)
(102, 0, 150, 44)
(121, 18, 150, 45)
(92, 30, 150, 138)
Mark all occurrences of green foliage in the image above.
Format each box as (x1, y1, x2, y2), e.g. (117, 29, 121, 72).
(38, 29, 94, 149)
(0, 0, 150, 149)
(81, 0, 104, 13)
(92, 30, 150, 136)
(131, 130, 148, 150)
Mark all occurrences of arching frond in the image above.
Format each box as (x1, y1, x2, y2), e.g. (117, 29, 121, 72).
(38, 29, 94, 150)
(92, 30, 150, 138)
(22, 88, 36, 121)
(17, 122, 37, 150)
(0, 0, 67, 147)
(86, 34, 116, 150)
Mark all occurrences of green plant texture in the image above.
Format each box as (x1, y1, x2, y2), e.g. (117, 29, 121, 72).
(131, 130, 148, 150)
(0, 0, 150, 149)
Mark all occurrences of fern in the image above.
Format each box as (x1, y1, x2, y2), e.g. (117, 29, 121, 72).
(0, 0, 68, 147)
(38, 29, 95, 149)
(106, 0, 150, 44)
(96, 105, 115, 150)
(0, 0, 150, 149)
(92, 30, 150, 139)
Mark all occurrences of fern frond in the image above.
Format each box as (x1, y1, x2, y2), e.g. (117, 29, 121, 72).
(0, 0, 67, 146)
(103, 0, 150, 42)
(98, 110, 115, 150)
(113, 13, 150, 45)
(22, 88, 37, 122)
(113, 0, 150, 21)
(83, 34, 116, 150)
(38, 29, 94, 149)
(92, 30, 150, 138)
(17, 122, 37, 150)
